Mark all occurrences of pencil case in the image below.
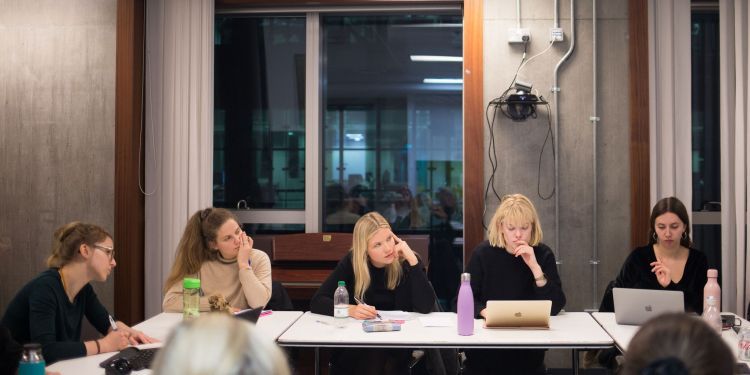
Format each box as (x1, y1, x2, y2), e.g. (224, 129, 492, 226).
(362, 320, 402, 332)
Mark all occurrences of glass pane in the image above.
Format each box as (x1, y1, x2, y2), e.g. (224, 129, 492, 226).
(691, 11, 720, 211)
(321, 14, 463, 308)
(214, 15, 306, 209)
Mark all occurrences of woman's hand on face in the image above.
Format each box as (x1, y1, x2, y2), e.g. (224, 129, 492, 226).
(650, 260, 672, 287)
(348, 303, 378, 320)
(237, 231, 253, 269)
(512, 241, 539, 269)
(394, 236, 418, 266)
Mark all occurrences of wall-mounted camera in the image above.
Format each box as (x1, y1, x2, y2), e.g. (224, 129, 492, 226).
(491, 80, 548, 122)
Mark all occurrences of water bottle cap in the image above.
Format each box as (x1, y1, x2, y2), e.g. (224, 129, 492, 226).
(23, 343, 41, 351)
(183, 277, 201, 289)
(338, 281, 346, 287)
(461, 273, 471, 282)
(707, 269, 718, 278)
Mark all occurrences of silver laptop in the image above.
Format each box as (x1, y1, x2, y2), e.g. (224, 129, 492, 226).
(613, 288, 684, 325)
(484, 300, 552, 329)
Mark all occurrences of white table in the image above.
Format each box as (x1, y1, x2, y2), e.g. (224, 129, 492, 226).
(46, 311, 303, 374)
(278, 311, 613, 375)
(592, 311, 750, 364)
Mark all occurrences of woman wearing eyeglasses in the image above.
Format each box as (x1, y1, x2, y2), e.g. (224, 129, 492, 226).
(0, 221, 156, 364)
(162, 207, 272, 312)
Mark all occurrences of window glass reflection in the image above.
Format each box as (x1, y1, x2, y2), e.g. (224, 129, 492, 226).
(321, 14, 463, 308)
(214, 15, 306, 210)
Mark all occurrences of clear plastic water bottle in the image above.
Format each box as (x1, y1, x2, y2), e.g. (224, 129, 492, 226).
(738, 325, 750, 361)
(702, 295, 721, 333)
(18, 343, 45, 375)
(704, 269, 721, 313)
(457, 273, 474, 336)
(183, 277, 201, 320)
(334, 280, 349, 328)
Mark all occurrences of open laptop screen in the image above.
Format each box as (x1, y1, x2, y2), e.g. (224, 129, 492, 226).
(613, 288, 684, 325)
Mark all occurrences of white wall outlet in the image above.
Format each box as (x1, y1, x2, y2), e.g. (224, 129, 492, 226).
(508, 28, 530, 44)
(549, 27, 564, 42)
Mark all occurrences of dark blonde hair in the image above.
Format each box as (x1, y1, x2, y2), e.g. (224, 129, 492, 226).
(621, 313, 733, 375)
(163, 208, 238, 293)
(487, 194, 543, 248)
(351, 212, 403, 301)
(47, 221, 112, 268)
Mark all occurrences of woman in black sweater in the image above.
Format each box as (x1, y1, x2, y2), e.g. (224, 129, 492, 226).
(600, 196, 708, 314)
(310, 212, 435, 375)
(1, 222, 155, 364)
(465, 194, 566, 375)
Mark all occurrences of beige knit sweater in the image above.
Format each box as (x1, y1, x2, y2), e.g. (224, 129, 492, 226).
(162, 249, 272, 312)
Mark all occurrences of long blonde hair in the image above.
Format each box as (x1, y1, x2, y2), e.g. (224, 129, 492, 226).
(487, 194, 543, 248)
(47, 221, 111, 268)
(151, 313, 290, 375)
(163, 208, 238, 293)
(351, 212, 403, 301)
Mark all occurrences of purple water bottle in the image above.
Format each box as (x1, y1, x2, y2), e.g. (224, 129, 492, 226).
(457, 273, 474, 336)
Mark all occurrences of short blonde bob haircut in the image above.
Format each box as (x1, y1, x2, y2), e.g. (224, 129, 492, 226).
(351, 212, 402, 301)
(487, 194, 543, 248)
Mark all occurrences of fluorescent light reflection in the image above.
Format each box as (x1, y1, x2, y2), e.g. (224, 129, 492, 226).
(423, 78, 463, 84)
(410, 55, 463, 62)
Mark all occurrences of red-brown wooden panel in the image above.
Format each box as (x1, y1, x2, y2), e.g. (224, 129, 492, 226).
(273, 233, 353, 261)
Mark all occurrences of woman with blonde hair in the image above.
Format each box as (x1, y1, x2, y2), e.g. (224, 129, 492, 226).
(310, 212, 435, 374)
(464, 194, 566, 375)
(151, 313, 290, 375)
(163, 208, 272, 312)
(1, 222, 155, 364)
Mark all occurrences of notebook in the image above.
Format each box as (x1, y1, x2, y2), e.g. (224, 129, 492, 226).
(613, 287, 684, 325)
(483, 300, 552, 329)
(234, 306, 263, 323)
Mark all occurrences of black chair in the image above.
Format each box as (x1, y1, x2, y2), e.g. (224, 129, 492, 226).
(266, 280, 294, 311)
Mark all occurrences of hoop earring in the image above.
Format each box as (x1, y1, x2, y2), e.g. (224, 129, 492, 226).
(681, 232, 687, 240)
(652, 232, 657, 242)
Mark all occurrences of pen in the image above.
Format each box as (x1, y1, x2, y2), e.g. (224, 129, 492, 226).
(353, 296, 383, 320)
(108, 315, 118, 331)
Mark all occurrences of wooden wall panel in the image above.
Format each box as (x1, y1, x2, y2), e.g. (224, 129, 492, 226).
(114, 0, 145, 325)
(462, 0, 484, 265)
(629, 0, 650, 249)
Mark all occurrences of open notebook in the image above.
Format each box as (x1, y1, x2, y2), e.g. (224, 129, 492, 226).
(613, 287, 684, 325)
(483, 300, 552, 329)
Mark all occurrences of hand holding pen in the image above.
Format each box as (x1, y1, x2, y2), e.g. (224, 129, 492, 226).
(352, 296, 382, 320)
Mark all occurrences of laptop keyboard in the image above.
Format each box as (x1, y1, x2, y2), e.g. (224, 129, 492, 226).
(99, 347, 159, 370)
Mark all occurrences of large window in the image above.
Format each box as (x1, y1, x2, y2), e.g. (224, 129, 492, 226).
(214, 9, 464, 305)
(691, 5, 720, 270)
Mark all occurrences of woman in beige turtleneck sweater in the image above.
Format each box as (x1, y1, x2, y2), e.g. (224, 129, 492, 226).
(162, 208, 272, 312)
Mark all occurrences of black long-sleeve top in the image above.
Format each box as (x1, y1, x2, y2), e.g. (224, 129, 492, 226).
(601, 245, 708, 314)
(1, 269, 110, 364)
(467, 241, 566, 318)
(310, 252, 435, 315)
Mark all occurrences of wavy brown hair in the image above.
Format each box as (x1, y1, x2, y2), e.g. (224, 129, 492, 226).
(163, 208, 238, 293)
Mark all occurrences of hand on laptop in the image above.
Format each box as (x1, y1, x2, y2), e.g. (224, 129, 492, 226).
(650, 260, 672, 287)
(100, 329, 130, 353)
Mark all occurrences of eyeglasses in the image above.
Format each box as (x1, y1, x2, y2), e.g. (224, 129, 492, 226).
(92, 244, 115, 260)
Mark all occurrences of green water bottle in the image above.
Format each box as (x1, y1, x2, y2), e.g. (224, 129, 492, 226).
(183, 277, 201, 319)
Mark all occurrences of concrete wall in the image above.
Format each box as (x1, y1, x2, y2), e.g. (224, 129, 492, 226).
(0, 0, 117, 317)
(484, 0, 632, 367)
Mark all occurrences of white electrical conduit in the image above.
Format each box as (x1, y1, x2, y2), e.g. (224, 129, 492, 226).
(516, 0, 521, 29)
(552, 0, 576, 265)
(554, 0, 559, 28)
(590, 0, 600, 310)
